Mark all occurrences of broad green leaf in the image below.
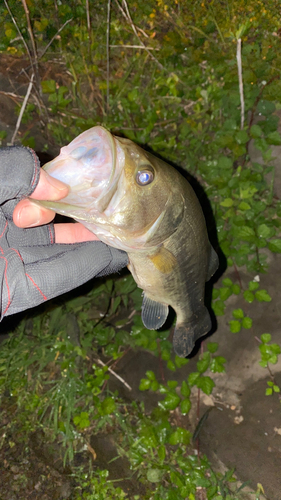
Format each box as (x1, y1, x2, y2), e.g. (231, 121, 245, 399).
(219, 287, 232, 301)
(212, 299, 226, 316)
(101, 397, 116, 415)
(222, 278, 233, 286)
(188, 371, 200, 386)
(271, 344, 281, 354)
(250, 124, 263, 138)
(158, 444, 166, 462)
(146, 370, 156, 381)
(196, 376, 215, 395)
(158, 392, 181, 411)
(232, 308, 244, 319)
(181, 380, 191, 397)
(174, 355, 189, 368)
(41, 79, 56, 93)
(229, 320, 241, 333)
(266, 131, 281, 145)
(220, 198, 233, 207)
(139, 378, 151, 391)
(235, 130, 249, 144)
(210, 356, 226, 373)
(232, 284, 241, 295)
(248, 280, 260, 291)
(212, 288, 220, 300)
(150, 380, 160, 391)
(207, 342, 218, 353)
(147, 468, 163, 483)
(242, 317, 253, 329)
(167, 380, 178, 389)
(218, 156, 233, 169)
(169, 427, 191, 445)
(180, 398, 191, 415)
(257, 100, 275, 116)
(197, 352, 211, 373)
(233, 225, 255, 242)
(268, 239, 281, 253)
(257, 224, 275, 239)
(243, 290, 255, 303)
(261, 333, 271, 343)
(238, 201, 251, 210)
(167, 359, 176, 371)
(240, 185, 258, 199)
(255, 290, 272, 302)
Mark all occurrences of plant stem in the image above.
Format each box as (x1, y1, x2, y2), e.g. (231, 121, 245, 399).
(236, 38, 245, 130)
(11, 73, 34, 145)
(106, 0, 111, 112)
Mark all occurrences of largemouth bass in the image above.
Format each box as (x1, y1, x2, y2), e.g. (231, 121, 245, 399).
(37, 126, 218, 357)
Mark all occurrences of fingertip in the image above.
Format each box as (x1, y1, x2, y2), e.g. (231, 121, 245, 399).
(31, 169, 69, 200)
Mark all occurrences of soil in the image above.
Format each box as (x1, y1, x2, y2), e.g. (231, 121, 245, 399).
(0, 54, 281, 500)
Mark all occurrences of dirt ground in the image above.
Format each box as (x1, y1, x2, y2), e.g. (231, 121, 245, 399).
(0, 55, 281, 500)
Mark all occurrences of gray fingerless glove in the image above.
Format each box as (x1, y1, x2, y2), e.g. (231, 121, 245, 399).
(0, 146, 128, 319)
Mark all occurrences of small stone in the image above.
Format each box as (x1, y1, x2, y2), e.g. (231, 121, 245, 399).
(234, 415, 244, 424)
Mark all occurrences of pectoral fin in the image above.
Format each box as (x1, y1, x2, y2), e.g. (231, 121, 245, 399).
(141, 294, 169, 330)
(173, 307, 212, 357)
(148, 247, 177, 274)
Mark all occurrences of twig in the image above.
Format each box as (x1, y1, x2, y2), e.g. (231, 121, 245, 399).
(94, 358, 132, 391)
(106, 0, 111, 111)
(39, 18, 73, 60)
(114, 0, 163, 70)
(20, 0, 39, 79)
(4, 0, 32, 64)
(85, 440, 97, 460)
(85, 0, 91, 49)
(110, 44, 158, 50)
(233, 260, 243, 289)
(0, 90, 23, 102)
(236, 38, 244, 130)
(11, 73, 34, 145)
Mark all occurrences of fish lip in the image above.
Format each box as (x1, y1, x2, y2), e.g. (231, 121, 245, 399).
(38, 126, 119, 217)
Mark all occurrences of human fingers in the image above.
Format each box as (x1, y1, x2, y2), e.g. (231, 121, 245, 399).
(13, 198, 56, 227)
(30, 169, 69, 200)
(54, 223, 100, 243)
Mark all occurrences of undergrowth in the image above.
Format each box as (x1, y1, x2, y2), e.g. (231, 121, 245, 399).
(0, 0, 281, 498)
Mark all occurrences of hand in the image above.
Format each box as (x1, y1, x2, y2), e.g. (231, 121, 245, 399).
(0, 146, 128, 320)
(13, 168, 99, 244)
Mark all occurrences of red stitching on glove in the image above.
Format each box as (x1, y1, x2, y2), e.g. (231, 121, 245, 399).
(25, 273, 47, 300)
(0, 256, 11, 316)
(48, 224, 54, 244)
(10, 248, 23, 261)
(0, 221, 8, 240)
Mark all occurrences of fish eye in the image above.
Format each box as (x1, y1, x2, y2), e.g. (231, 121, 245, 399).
(136, 168, 154, 186)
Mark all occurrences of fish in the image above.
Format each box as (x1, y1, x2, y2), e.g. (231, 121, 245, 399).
(36, 126, 219, 357)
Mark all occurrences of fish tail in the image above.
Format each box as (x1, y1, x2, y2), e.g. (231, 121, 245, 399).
(173, 307, 212, 358)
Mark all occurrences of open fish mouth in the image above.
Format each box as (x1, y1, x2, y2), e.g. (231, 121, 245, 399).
(40, 126, 120, 216)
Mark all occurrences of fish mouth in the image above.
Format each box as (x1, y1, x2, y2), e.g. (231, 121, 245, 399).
(37, 126, 121, 219)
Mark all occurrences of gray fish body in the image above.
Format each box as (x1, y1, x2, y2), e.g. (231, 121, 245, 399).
(37, 126, 218, 357)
